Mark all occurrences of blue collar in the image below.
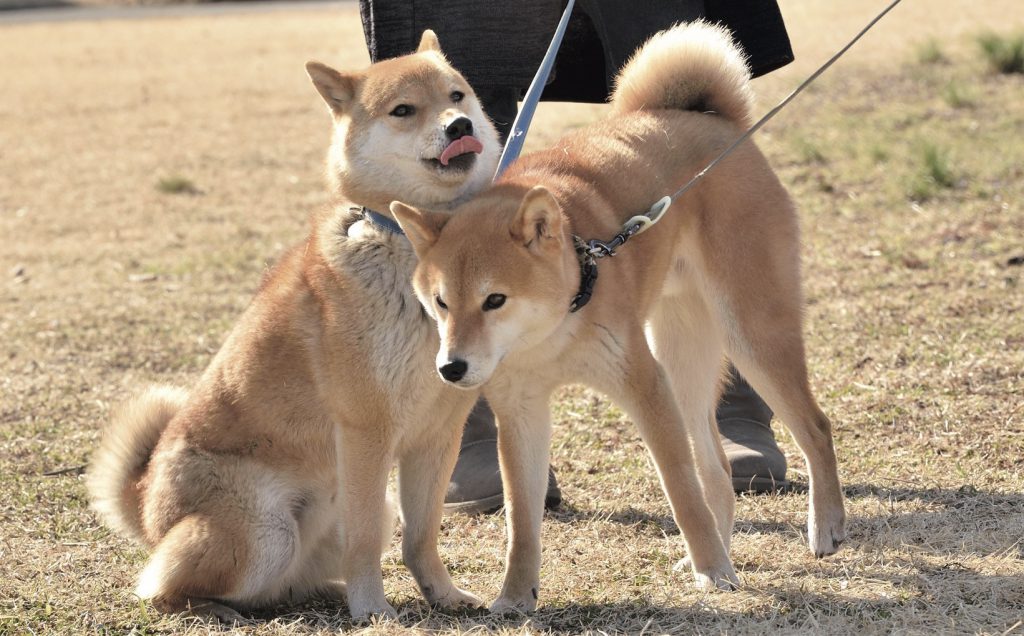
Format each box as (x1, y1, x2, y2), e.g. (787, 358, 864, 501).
(357, 207, 406, 236)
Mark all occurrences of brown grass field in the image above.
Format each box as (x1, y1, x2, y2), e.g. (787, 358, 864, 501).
(1, 1, 1023, 634)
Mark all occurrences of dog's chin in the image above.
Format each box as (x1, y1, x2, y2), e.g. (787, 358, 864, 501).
(441, 376, 487, 391)
(422, 152, 478, 179)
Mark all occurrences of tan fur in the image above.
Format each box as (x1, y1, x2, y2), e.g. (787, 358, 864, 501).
(87, 31, 499, 621)
(393, 22, 846, 613)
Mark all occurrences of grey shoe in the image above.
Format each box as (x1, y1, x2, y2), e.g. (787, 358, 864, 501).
(444, 399, 562, 515)
(717, 368, 789, 493)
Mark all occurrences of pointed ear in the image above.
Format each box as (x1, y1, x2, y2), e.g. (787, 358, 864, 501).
(417, 29, 442, 54)
(511, 185, 564, 250)
(391, 201, 450, 258)
(306, 61, 357, 115)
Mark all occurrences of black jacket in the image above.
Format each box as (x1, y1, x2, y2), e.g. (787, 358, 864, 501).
(359, 0, 793, 103)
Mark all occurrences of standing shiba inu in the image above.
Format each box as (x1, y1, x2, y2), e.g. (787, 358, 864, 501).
(393, 22, 847, 612)
(87, 31, 501, 621)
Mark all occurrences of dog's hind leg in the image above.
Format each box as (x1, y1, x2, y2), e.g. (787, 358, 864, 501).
(137, 512, 280, 624)
(645, 294, 734, 552)
(599, 339, 738, 591)
(726, 336, 846, 557)
(703, 249, 846, 557)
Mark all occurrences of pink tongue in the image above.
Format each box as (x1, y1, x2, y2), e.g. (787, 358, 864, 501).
(439, 135, 484, 166)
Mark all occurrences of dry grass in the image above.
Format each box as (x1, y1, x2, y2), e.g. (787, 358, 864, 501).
(2, 1, 1023, 634)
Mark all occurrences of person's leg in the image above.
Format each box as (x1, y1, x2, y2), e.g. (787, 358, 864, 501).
(479, 86, 519, 144)
(717, 365, 789, 492)
(443, 86, 561, 514)
(444, 399, 562, 514)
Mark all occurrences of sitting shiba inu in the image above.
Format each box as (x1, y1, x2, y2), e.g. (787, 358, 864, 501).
(393, 22, 847, 612)
(87, 31, 501, 621)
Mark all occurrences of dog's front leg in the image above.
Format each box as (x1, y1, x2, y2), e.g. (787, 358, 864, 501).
(398, 397, 483, 611)
(486, 386, 552, 614)
(337, 425, 397, 620)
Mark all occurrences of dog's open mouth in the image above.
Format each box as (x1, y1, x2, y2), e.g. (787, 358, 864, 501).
(425, 135, 484, 172)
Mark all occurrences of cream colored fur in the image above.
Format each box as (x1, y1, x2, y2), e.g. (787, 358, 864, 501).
(393, 22, 846, 613)
(611, 21, 755, 125)
(87, 31, 498, 622)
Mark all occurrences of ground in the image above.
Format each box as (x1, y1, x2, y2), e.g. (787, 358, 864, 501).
(1, 1, 1022, 634)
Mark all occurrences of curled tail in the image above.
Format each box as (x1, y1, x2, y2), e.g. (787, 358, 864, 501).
(611, 21, 754, 127)
(86, 385, 186, 545)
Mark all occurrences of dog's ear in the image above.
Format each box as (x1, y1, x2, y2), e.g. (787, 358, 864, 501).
(417, 29, 442, 54)
(511, 185, 564, 251)
(306, 61, 358, 116)
(391, 202, 450, 258)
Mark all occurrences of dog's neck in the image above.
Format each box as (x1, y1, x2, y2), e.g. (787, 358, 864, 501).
(344, 193, 463, 223)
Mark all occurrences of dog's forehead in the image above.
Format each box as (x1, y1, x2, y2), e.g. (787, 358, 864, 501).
(430, 205, 525, 298)
(361, 54, 466, 114)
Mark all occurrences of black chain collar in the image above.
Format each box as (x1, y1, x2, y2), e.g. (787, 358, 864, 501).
(569, 235, 599, 312)
(568, 219, 646, 313)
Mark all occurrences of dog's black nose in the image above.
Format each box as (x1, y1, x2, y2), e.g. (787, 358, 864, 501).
(439, 359, 468, 382)
(444, 116, 473, 140)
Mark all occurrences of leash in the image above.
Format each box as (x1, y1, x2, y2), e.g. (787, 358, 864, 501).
(660, 0, 906, 211)
(494, 0, 576, 179)
(568, 0, 906, 311)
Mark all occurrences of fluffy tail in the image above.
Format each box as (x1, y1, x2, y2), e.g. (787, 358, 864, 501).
(86, 385, 187, 545)
(611, 21, 754, 127)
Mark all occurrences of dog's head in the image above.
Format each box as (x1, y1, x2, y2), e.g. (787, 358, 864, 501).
(307, 31, 501, 210)
(392, 185, 576, 389)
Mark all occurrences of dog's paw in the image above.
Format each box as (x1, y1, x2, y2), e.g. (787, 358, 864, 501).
(429, 586, 484, 611)
(690, 562, 740, 592)
(187, 599, 251, 625)
(349, 599, 398, 622)
(489, 592, 537, 615)
(809, 506, 847, 558)
(317, 581, 348, 601)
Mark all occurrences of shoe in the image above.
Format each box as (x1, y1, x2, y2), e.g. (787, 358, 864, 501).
(443, 399, 562, 515)
(718, 419, 788, 492)
(717, 368, 789, 493)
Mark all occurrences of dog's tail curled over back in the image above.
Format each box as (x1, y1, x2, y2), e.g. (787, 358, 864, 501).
(87, 385, 186, 546)
(610, 21, 754, 127)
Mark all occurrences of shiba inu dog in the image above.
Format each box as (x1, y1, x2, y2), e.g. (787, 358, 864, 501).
(392, 22, 847, 612)
(87, 31, 501, 621)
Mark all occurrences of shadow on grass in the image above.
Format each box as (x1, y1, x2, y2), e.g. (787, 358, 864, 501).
(218, 599, 756, 634)
(160, 483, 1023, 632)
(187, 571, 1024, 634)
(841, 482, 1024, 507)
(548, 500, 799, 535)
(545, 481, 1024, 558)
(546, 501, 678, 535)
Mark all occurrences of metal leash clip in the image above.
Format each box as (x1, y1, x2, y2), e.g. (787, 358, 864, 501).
(585, 196, 672, 259)
(621, 195, 672, 237)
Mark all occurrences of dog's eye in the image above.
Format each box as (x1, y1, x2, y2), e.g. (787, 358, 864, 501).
(390, 104, 415, 117)
(483, 294, 506, 311)
(435, 295, 448, 310)
(450, 91, 465, 103)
